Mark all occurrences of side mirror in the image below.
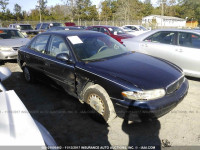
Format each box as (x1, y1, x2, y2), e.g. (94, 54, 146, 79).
(56, 53, 70, 62)
(0, 67, 12, 82)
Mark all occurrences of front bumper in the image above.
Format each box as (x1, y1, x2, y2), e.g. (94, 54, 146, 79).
(112, 78, 189, 121)
(0, 51, 18, 60)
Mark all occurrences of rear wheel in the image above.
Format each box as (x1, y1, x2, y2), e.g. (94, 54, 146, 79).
(84, 84, 116, 123)
(23, 66, 35, 83)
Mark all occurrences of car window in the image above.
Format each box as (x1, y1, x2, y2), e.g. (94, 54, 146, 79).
(36, 24, 41, 30)
(0, 30, 24, 39)
(88, 27, 99, 32)
(29, 35, 50, 53)
(108, 27, 126, 35)
(69, 34, 129, 61)
(100, 28, 109, 34)
(127, 26, 138, 31)
(47, 35, 70, 57)
(144, 31, 176, 45)
(41, 23, 49, 30)
(178, 32, 200, 48)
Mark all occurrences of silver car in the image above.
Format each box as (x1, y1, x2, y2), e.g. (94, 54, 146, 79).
(0, 67, 57, 149)
(0, 28, 30, 61)
(123, 29, 200, 78)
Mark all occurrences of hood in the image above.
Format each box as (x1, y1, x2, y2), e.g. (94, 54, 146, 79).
(0, 38, 30, 48)
(0, 90, 45, 146)
(85, 53, 182, 90)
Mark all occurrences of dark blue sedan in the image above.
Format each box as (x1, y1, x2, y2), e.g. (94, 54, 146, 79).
(17, 31, 188, 123)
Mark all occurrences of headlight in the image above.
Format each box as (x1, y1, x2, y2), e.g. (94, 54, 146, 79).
(122, 89, 166, 101)
(0, 47, 12, 51)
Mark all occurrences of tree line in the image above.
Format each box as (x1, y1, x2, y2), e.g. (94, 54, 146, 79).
(0, 0, 200, 23)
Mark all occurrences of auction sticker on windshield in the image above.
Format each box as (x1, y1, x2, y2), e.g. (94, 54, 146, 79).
(67, 36, 83, 45)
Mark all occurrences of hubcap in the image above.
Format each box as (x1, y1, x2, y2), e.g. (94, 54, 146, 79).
(24, 67, 31, 81)
(88, 94, 105, 116)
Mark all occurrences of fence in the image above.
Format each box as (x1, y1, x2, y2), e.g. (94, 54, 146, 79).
(0, 20, 187, 29)
(0, 20, 143, 28)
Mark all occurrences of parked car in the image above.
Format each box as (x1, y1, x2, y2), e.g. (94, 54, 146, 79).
(123, 29, 200, 78)
(18, 31, 188, 123)
(9, 24, 39, 36)
(35, 22, 63, 33)
(86, 25, 134, 44)
(47, 26, 82, 32)
(0, 28, 30, 61)
(65, 22, 76, 26)
(0, 67, 57, 148)
(121, 25, 149, 36)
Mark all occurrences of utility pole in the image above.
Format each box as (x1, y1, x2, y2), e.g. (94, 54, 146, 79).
(161, 0, 164, 16)
(37, 0, 42, 23)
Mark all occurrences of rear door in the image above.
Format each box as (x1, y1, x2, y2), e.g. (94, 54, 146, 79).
(173, 32, 200, 76)
(25, 34, 50, 73)
(44, 35, 76, 95)
(140, 31, 178, 63)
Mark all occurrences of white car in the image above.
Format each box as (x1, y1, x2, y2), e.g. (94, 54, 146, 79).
(121, 25, 150, 36)
(0, 67, 57, 149)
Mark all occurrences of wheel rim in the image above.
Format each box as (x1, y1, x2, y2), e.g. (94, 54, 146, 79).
(24, 67, 31, 81)
(88, 94, 105, 116)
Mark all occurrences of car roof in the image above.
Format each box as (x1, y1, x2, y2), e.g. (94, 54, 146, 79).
(41, 30, 102, 36)
(90, 25, 118, 28)
(130, 28, 200, 41)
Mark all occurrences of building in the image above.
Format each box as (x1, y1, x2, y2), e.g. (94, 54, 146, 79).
(186, 21, 198, 29)
(142, 15, 186, 28)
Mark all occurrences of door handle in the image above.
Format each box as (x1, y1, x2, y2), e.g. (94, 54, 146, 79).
(44, 62, 50, 66)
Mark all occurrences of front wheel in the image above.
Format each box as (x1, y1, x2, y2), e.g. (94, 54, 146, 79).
(23, 66, 35, 83)
(84, 84, 116, 123)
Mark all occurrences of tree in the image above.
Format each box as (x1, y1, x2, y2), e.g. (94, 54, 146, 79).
(75, 0, 98, 20)
(14, 4, 22, 20)
(0, 0, 9, 13)
(100, 1, 112, 21)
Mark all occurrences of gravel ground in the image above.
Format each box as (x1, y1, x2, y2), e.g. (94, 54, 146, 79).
(1, 61, 200, 150)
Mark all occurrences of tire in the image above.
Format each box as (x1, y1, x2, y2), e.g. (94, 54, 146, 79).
(83, 84, 116, 123)
(23, 66, 35, 83)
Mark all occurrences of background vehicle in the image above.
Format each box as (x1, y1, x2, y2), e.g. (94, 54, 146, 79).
(64, 22, 76, 26)
(123, 29, 200, 78)
(35, 22, 63, 33)
(86, 25, 134, 44)
(0, 67, 57, 148)
(18, 31, 188, 123)
(9, 24, 39, 36)
(46, 26, 82, 32)
(121, 25, 150, 36)
(0, 28, 30, 61)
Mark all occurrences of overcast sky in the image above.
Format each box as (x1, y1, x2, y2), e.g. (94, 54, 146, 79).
(7, 0, 158, 13)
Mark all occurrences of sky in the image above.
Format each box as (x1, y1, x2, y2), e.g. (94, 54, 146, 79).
(7, 0, 158, 13)
(7, 0, 102, 12)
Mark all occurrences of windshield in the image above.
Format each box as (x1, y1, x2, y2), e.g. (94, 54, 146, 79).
(68, 34, 130, 62)
(0, 30, 24, 39)
(52, 23, 63, 27)
(20, 25, 33, 30)
(108, 27, 126, 35)
(139, 26, 147, 31)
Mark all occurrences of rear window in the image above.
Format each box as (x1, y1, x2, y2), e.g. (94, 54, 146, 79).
(0, 30, 24, 39)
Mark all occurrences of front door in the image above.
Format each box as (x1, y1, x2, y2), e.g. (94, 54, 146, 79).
(44, 35, 76, 96)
